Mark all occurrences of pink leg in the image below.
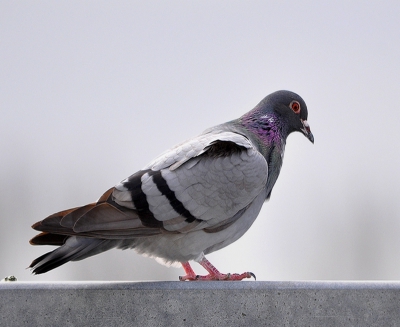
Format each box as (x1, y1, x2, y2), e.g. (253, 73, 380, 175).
(179, 256, 256, 281)
(179, 262, 198, 281)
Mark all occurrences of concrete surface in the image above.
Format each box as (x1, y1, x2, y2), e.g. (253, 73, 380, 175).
(1, 281, 400, 326)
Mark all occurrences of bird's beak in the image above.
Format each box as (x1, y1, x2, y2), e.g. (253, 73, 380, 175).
(300, 119, 314, 144)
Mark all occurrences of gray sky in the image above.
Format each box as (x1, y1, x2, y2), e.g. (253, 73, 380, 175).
(1, 1, 400, 281)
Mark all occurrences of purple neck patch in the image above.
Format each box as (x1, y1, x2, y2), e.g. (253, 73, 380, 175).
(240, 111, 284, 146)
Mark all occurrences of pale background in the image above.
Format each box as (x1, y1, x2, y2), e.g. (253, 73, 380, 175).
(1, 1, 400, 281)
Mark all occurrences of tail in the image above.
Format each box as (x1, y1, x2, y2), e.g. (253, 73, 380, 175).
(29, 236, 118, 274)
(29, 187, 161, 274)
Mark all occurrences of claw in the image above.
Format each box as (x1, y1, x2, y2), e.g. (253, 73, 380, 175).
(249, 272, 256, 281)
(179, 274, 196, 281)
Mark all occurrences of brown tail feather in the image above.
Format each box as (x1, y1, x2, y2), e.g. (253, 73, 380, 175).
(30, 232, 69, 246)
(72, 203, 142, 232)
(30, 186, 162, 241)
(97, 187, 114, 203)
(59, 203, 97, 229)
(32, 207, 81, 229)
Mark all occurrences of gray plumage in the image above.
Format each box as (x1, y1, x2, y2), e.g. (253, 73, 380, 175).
(29, 90, 314, 278)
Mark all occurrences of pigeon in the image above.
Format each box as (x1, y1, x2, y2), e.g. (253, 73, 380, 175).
(29, 90, 314, 281)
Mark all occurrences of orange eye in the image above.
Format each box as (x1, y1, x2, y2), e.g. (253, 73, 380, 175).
(290, 101, 301, 114)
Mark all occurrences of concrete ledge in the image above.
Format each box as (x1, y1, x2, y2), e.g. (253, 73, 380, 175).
(1, 281, 400, 326)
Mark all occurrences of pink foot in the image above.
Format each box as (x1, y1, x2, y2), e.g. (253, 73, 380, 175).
(179, 262, 198, 281)
(179, 257, 256, 281)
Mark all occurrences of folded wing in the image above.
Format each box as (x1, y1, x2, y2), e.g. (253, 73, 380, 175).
(31, 131, 268, 244)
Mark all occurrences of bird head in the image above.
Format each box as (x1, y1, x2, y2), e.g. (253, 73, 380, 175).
(265, 90, 314, 144)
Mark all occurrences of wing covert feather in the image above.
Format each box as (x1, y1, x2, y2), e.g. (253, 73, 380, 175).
(113, 131, 268, 234)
